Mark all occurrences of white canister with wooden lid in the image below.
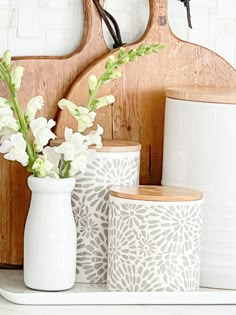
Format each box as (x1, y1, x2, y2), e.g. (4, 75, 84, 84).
(162, 87, 236, 289)
(108, 185, 203, 292)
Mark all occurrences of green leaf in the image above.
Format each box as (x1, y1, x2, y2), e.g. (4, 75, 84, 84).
(118, 47, 126, 58)
(129, 54, 138, 61)
(105, 60, 113, 70)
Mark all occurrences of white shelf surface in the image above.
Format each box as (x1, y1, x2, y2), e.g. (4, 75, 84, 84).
(0, 270, 236, 305)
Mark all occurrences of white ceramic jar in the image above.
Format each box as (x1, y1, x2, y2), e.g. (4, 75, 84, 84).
(24, 176, 76, 291)
(72, 140, 141, 283)
(162, 87, 236, 289)
(108, 186, 203, 292)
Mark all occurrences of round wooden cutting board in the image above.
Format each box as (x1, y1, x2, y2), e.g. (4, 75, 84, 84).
(55, 0, 236, 187)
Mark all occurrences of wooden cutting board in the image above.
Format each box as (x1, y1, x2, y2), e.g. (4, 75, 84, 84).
(55, 0, 236, 187)
(0, 0, 109, 266)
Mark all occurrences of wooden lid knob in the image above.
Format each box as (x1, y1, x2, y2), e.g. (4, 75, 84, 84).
(110, 185, 203, 202)
(166, 87, 236, 104)
(51, 139, 141, 152)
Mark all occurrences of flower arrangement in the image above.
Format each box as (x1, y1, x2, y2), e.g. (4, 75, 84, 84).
(0, 44, 164, 178)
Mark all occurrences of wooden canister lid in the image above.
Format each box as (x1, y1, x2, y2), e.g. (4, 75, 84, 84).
(110, 185, 203, 202)
(166, 87, 236, 104)
(51, 139, 141, 152)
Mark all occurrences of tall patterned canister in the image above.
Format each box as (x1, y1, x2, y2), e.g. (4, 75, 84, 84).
(108, 186, 203, 292)
(72, 140, 141, 283)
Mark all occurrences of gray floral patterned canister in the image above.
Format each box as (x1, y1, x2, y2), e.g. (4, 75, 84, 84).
(108, 186, 204, 292)
(72, 140, 141, 283)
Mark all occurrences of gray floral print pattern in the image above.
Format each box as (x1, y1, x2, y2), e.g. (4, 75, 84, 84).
(108, 197, 203, 291)
(72, 151, 140, 283)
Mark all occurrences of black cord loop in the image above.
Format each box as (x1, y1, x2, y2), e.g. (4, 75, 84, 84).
(178, 0, 192, 29)
(93, 0, 124, 49)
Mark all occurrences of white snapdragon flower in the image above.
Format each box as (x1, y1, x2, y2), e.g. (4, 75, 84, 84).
(58, 99, 96, 132)
(55, 127, 96, 175)
(0, 132, 29, 166)
(0, 97, 8, 107)
(85, 124, 104, 148)
(30, 117, 56, 152)
(95, 95, 115, 109)
(0, 97, 19, 132)
(43, 146, 61, 168)
(70, 149, 96, 175)
(58, 99, 77, 116)
(0, 108, 19, 131)
(55, 127, 87, 160)
(76, 107, 96, 132)
(32, 156, 57, 178)
(0, 127, 17, 144)
(32, 146, 60, 178)
(10, 66, 25, 91)
(25, 96, 44, 123)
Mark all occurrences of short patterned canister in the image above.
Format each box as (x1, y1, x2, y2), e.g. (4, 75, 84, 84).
(72, 140, 141, 283)
(108, 186, 204, 292)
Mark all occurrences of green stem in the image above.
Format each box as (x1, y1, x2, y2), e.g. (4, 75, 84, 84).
(87, 44, 164, 111)
(87, 60, 120, 110)
(87, 77, 103, 110)
(0, 64, 35, 169)
(60, 161, 71, 178)
(88, 58, 120, 110)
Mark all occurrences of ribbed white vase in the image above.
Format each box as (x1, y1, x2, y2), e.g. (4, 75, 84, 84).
(24, 176, 76, 291)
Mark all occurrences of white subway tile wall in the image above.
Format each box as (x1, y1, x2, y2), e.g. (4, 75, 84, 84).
(0, 0, 235, 68)
(0, 0, 83, 56)
(168, 0, 236, 68)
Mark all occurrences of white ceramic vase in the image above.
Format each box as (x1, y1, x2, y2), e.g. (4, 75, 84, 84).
(24, 176, 76, 291)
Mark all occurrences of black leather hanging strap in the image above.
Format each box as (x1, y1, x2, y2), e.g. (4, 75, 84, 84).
(93, 0, 124, 48)
(179, 0, 192, 29)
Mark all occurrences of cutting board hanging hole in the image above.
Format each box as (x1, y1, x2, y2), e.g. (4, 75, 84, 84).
(102, 0, 150, 49)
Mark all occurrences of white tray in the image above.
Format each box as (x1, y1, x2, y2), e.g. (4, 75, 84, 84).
(0, 270, 236, 305)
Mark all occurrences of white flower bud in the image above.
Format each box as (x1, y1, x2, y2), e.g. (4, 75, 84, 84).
(85, 124, 103, 148)
(95, 95, 115, 109)
(58, 98, 77, 115)
(25, 96, 44, 123)
(2, 50, 11, 67)
(88, 74, 97, 91)
(10, 66, 25, 91)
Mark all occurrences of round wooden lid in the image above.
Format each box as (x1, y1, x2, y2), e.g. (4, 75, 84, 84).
(166, 87, 236, 104)
(51, 139, 141, 152)
(110, 185, 203, 202)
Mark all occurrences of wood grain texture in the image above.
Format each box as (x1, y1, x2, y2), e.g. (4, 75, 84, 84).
(110, 185, 203, 202)
(55, 0, 236, 187)
(0, 0, 109, 265)
(166, 87, 236, 104)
